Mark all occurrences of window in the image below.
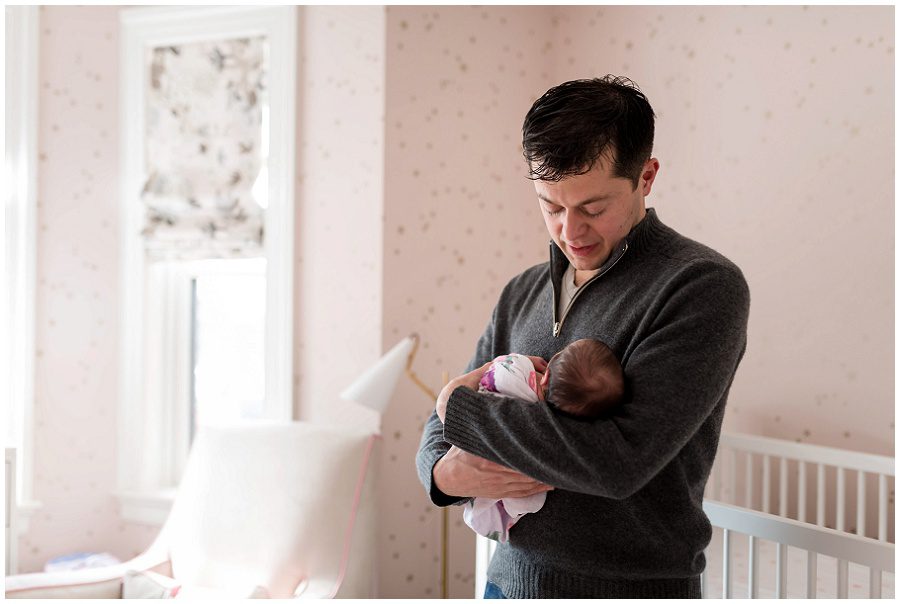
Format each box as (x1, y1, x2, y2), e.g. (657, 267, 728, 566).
(118, 6, 296, 524)
(189, 258, 267, 436)
(143, 258, 267, 483)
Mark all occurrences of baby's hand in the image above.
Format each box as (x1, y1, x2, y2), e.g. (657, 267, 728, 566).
(524, 355, 548, 373)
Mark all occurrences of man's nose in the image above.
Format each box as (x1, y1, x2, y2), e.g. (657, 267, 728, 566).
(561, 211, 584, 242)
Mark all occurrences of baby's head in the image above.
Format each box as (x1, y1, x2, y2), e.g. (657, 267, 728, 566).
(541, 338, 624, 418)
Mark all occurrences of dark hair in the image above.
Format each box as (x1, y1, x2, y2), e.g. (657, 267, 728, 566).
(547, 338, 624, 418)
(522, 75, 655, 189)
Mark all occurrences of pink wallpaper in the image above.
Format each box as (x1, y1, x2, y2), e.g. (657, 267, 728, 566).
(381, 6, 554, 597)
(379, 4, 894, 597)
(22, 3, 893, 599)
(293, 6, 385, 432)
(20, 6, 158, 571)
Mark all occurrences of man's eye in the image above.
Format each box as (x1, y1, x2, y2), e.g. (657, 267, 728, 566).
(545, 207, 563, 216)
(584, 208, 604, 218)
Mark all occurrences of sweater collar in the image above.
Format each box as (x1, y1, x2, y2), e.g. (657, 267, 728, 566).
(625, 207, 664, 251)
(549, 207, 663, 275)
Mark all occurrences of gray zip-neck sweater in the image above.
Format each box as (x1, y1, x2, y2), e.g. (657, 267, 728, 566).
(416, 208, 750, 598)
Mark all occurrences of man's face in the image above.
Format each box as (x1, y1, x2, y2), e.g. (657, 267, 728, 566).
(534, 156, 659, 271)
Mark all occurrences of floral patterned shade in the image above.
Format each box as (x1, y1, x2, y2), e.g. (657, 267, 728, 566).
(141, 36, 268, 261)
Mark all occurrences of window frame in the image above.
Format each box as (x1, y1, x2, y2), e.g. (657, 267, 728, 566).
(4, 5, 43, 538)
(117, 6, 296, 524)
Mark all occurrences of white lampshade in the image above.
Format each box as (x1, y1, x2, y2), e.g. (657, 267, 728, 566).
(340, 336, 416, 414)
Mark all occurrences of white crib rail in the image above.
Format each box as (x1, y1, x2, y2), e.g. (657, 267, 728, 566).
(710, 433, 895, 543)
(702, 500, 894, 599)
(718, 433, 894, 474)
(474, 433, 894, 598)
(477, 507, 895, 600)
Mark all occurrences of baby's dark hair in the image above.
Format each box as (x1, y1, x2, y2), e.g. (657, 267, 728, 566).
(547, 338, 624, 418)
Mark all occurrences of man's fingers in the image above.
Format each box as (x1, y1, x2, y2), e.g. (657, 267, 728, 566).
(482, 483, 554, 499)
(509, 487, 554, 498)
(475, 458, 538, 479)
(479, 472, 555, 497)
(471, 456, 551, 485)
(448, 449, 555, 498)
(505, 479, 554, 492)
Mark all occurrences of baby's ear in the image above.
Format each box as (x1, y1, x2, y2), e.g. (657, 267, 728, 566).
(540, 367, 550, 386)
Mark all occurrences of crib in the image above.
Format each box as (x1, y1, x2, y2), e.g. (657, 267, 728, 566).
(474, 431, 895, 599)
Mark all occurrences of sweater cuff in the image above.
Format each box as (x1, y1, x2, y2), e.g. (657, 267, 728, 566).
(417, 431, 471, 507)
(443, 386, 496, 460)
(429, 459, 469, 507)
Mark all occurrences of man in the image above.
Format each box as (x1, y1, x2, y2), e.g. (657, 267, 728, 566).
(416, 76, 750, 598)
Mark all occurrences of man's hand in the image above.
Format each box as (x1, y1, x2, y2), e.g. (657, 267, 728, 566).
(435, 362, 491, 422)
(433, 446, 554, 499)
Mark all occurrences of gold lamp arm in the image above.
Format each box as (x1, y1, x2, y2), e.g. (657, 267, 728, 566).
(405, 333, 439, 400)
(404, 333, 450, 599)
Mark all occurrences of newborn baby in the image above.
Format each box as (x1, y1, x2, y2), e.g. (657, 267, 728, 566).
(464, 338, 624, 543)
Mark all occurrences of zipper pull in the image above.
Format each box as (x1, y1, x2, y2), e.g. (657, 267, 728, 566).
(553, 322, 561, 337)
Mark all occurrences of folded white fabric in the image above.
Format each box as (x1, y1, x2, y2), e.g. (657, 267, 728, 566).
(478, 354, 540, 403)
(464, 493, 547, 544)
(122, 570, 181, 598)
(121, 570, 270, 599)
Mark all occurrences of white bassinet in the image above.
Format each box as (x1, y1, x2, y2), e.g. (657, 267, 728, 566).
(474, 432, 895, 599)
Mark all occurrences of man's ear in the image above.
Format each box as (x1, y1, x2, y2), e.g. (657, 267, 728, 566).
(640, 158, 660, 196)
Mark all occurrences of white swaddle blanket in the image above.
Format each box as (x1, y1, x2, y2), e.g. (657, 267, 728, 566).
(477, 353, 541, 404)
(464, 354, 547, 543)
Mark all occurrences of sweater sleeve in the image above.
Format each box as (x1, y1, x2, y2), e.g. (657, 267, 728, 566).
(414, 304, 498, 506)
(442, 261, 750, 499)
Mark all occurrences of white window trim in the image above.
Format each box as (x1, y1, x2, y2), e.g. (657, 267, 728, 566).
(4, 4, 43, 535)
(117, 6, 296, 525)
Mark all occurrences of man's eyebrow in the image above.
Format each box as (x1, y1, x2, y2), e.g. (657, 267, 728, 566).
(536, 193, 612, 206)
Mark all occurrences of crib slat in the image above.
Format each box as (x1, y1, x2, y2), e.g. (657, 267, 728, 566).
(798, 461, 807, 523)
(869, 568, 881, 598)
(748, 535, 759, 598)
(836, 467, 846, 532)
(776, 542, 787, 598)
(836, 559, 848, 598)
(722, 528, 732, 599)
(806, 550, 817, 599)
(728, 448, 737, 504)
(779, 457, 788, 517)
(816, 464, 826, 527)
(707, 434, 895, 600)
(745, 452, 754, 508)
(856, 471, 866, 537)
